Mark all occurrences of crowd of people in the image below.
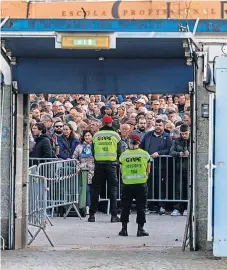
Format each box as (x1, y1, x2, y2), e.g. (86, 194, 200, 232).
(29, 93, 191, 216)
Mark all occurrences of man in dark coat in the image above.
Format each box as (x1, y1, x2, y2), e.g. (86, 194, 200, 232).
(30, 122, 52, 165)
(140, 119, 172, 215)
(170, 124, 190, 216)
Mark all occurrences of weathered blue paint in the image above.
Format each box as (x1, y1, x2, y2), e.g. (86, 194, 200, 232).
(12, 58, 192, 94)
(4, 37, 186, 59)
(1, 19, 227, 33)
(2, 18, 198, 95)
(214, 57, 227, 257)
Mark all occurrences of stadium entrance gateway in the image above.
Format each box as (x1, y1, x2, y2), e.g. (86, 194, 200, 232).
(1, 18, 227, 256)
(1, 20, 194, 95)
(0, 18, 207, 251)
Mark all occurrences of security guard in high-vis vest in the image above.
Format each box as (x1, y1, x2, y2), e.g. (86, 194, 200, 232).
(119, 133, 152, 237)
(88, 115, 123, 223)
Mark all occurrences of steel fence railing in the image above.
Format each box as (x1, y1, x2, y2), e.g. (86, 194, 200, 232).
(29, 165, 38, 175)
(29, 158, 62, 167)
(28, 156, 189, 225)
(28, 174, 53, 246)
(99, 181, 110, 215)
(99, 156, 190, 214)
(0, 236, 5, 250)
(147, 155, 190, 202)
(37, 159, 82, 219)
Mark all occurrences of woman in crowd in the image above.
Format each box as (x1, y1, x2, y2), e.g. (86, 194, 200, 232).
(73, 130, 94, 215)
(31, 122, 39, 139)
(117, 104, 127, 124)
(173, 95, 179, 105)
(166, 95, 173, 105)
(29, 120, 37, 154)
(58, 123, 79, 159)
(165, 121, 175, 133)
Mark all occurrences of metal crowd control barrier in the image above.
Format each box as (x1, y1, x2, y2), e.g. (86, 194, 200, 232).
(99, 181, 110, 215)
(29, 158, 62, 167)
(147, 155, 190, 203)
(28, 174, 54, 247)
(29, 164, 53, 223)
(0, 236, 5, 250)
(29, 165, 38, 175)
(99, 156, 190, 213)
(37, 159, 82, 219)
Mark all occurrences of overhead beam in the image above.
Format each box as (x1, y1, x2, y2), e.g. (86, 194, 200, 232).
(1, 19, 227, 33)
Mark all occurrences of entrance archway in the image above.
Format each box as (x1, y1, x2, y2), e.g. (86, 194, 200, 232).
(1, 18, 200, 251)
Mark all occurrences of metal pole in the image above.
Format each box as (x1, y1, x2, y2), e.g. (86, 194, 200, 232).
(192, 18, 200, 36)
(9, 86, 16, 249)
(0, 17, 9, 29)
(190, 58, 199, 251)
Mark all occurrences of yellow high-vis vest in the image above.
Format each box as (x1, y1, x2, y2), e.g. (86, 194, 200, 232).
(119, 148, 151, 184)
(93, 130, 121, 161)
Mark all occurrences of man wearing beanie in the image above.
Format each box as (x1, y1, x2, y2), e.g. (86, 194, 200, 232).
(170, 124, 190, 216)
(88, 115, 124, 223)
(118, 133, 151, 237)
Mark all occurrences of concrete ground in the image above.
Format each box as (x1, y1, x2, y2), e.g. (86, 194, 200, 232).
(27, 212, 186, 248)
(1, 213, 227, 270)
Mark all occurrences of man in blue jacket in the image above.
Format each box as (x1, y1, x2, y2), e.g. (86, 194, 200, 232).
(140, 119, 172, 215)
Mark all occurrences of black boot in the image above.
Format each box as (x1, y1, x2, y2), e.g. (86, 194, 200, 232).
(119, 222, 128, 236)
(111, 215, 120, 223)
(137, 224, 149, 237)
(88, 215, 95, 222)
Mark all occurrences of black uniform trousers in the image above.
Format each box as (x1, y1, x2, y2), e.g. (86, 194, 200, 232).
(120, 183, 148, 224)
(90, 163, 118, 217)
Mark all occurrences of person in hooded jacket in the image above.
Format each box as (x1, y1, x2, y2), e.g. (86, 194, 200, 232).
(30, 122, 52, 165)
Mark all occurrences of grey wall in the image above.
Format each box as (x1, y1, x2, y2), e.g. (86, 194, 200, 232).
(195, 59, 213, 250)
(22, 94, 29, 248)
(0, 89, 29, 249)
(0, 85, 12, 248)
(14, 94, 29, 248)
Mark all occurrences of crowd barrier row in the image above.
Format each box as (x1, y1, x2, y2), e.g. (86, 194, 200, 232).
(38, 159, 81, 219)
(28, 156, 190, 245)
(29, 157, 62, 167)
(28, 159, 82, 246)
(28, 172, 53, 246)
(100, 156, 190, 215)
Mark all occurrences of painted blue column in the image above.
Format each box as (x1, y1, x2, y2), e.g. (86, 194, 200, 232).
(213, 57, 227, 257)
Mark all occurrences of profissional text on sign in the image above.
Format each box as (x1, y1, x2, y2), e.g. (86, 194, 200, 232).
(1, 1, 227, 19)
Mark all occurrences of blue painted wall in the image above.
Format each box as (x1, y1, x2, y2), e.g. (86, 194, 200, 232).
(13, 58, 192, 94)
